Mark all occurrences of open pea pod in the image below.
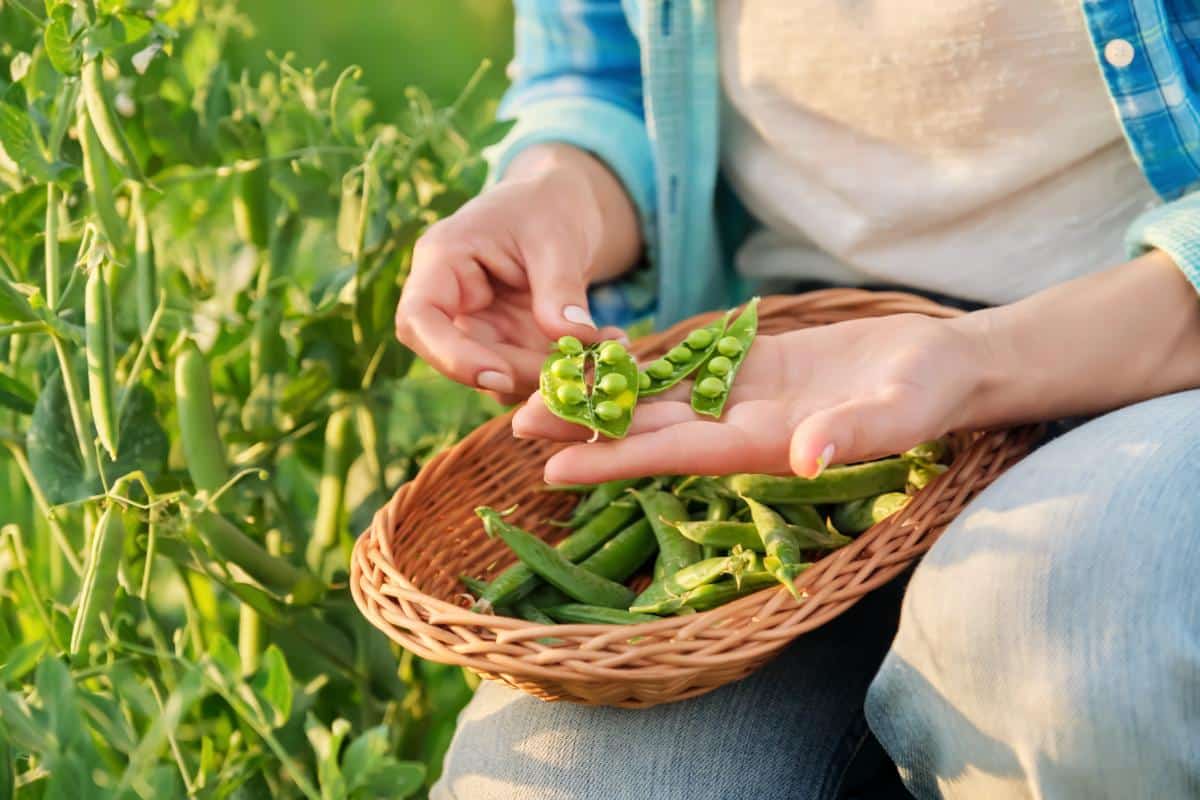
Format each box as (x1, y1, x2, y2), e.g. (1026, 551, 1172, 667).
(691, 297, 760, 418)
(539, 336, 594, 430)
(589, 341, 638, 438)
(638, 314, 729, 397)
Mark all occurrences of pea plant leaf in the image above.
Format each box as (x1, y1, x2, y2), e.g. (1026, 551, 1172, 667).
(0, 370, 35, 414)
(249, 644, 293, 727)
(43, 7, 81, 77)
(342, 725, 427, 799)
(0, 278, 40, 323)
(0, 101, 52, 182)
(27, 370, 168, 505)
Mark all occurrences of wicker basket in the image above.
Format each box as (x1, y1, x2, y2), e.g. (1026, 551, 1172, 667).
(351, 290, 1041, 708)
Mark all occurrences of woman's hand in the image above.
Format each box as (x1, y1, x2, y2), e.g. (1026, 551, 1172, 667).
(394, 144, 642, 404)
(513, 313, 984, 483)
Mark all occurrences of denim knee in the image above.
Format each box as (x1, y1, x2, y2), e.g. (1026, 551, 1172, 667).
(866, 391, 1200, 798)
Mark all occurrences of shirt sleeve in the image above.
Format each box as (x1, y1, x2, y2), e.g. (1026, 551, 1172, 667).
(1126, 192, 1200, 293)
(484, 0, 657, 327)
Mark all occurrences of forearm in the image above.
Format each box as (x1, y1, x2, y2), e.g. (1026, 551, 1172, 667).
(953, 250, 1200, 428)
(503, 143, 643, 283)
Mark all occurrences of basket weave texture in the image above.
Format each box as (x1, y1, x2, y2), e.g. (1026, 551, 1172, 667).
(351, 290, 1041, 708)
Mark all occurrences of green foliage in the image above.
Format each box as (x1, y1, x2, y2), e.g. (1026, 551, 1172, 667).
(0, 1, 503, 796)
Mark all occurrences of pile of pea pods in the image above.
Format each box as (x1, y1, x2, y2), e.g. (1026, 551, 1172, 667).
(464, 440, 949, 625)
(540, 298, 761, 439)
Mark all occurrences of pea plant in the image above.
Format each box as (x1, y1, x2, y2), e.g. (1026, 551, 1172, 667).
(0, 1, 507, 796)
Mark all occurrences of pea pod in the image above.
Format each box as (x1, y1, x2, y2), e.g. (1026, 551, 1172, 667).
(85, 265, 118, 459)
(589, 341, 639, 438)
(831, 492, 911, 535)
(670, 520, 765, 551)
(477, 507, 635, 609)
(306, 406, 356, 572)
(908, 460, 949, 491)
(638, 314, 728, 396)
(543, 604, 660, 625)
(70, 503, 127, 655)
(474, 499, 638, 611)
(514, 599, 557, 626)
(743, 496, 814, 599)
(680, 571, 780, 612)
(188, 508, 323, 603)
(81, 58, 142, 179)
(174, 341, 229, 496)
(774, 503, 826, 532)
(234, 159, 271, 250)
(630, 549, 756, 614)
(631, 489, 701, 575)
(691, 297, 759, 418)
(79, 109, 127, 247)
(725, 458, 910, 504)
(905, 439, 949, 463)
(458, 574, 492, 598)
(573, 518, 656, 583)
(131, 184, 156, 333)
(563, 478, 640, 528)
(539, 336, 593, 430)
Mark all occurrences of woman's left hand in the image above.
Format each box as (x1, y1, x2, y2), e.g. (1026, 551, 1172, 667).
(513, 312, 986, 484)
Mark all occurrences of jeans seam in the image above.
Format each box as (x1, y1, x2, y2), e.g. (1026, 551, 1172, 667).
(819, 711, 873, 799)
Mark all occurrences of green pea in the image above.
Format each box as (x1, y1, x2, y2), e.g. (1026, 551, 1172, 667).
(707, 355, 734, 376)
(647, 359, 674, 379)
(557, 335, 584, 355)
(696, 376, 726, 398)
(717, 336, 743, 357)
(685, 328, 714, 350)
(638, 372, 652, 391)
(556, 384, 586, 405)
(551, 358, 581, 380)
(594, 401, 623, 421)
(598, 342, 627, 364)
(597, 373, 628, 395)
(666, 345, 692, 364)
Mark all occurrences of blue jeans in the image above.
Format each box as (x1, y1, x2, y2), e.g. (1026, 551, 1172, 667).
(431, 391, 1200, 799)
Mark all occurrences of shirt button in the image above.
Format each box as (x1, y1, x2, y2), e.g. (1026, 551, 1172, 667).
(1105, 38, 1135, 68)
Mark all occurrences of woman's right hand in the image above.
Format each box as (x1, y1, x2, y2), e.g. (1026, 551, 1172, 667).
(394, 144, 642, 404)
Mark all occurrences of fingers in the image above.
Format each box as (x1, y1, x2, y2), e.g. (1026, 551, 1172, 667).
(788, 387, 931, 477)
(522, 238, 608, 343)
(543, 419, 788, 484)
(513, 393, 698, 441)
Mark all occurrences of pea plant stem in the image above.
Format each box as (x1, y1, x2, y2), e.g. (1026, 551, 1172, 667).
(44, 184, 61, 308)
(51, 333, 100, 476)
(153, 146, 363, 186)
(3, 441, 83, 575)
(0, 322, 46, 337)
(3, 525, 66, 651)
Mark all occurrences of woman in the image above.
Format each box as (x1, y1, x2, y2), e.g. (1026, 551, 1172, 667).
(397, 2, 1200, 797)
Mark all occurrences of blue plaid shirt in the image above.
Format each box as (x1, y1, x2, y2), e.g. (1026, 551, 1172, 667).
(488, 0, 1200, 328)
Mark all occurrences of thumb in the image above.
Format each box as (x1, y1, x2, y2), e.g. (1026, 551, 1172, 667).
(524, 244, 606, 342)
(789, 394, 928, 478)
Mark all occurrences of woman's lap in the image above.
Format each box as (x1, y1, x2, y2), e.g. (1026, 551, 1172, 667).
(434, 390, 1200, 799)
(868, 389, 1200, 798)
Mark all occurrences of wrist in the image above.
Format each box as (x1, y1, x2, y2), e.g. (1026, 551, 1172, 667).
(943, 307, 1032, 431)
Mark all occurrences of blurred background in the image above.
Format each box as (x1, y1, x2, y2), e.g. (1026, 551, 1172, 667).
(232, 0, 514, 119)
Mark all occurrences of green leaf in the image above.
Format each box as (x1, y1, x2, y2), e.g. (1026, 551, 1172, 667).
(250, 645, 293, 728)
(0, 641, 45, 688)
(0, 691, 50, 752)
(27, 371, 168, 505)
(0, 370, 35, 415)
(0, 101, 52, 182)
(471, 118, 516, 150)
(0, 735, 13, 800)
(43, 9, 80, 76)
(358, 761, 426, 799)
(207, 633, 240, 681)
(35, 658, 89, 755)
(0, 278, 39, 323)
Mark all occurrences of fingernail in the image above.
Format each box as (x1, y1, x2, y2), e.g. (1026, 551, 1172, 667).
(477, 370, 513, 393)
(563, 305, 595, 328)
(813, 443, 836, 478)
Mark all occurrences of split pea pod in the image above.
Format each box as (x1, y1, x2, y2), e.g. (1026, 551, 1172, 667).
(70, 503, 127, 655)
(543, 604, 660, 625)
(81, 58, 142, 179)
(174, 341, 229, 496)
(726, 457, 910, 504)
(85, 265, 118, 460)
(638, 314, 728, 396)
(590, 341, 639, 438)
(831, 492, 911, 534)
(78, 109, 127, 247)
(540, 336, 593, 430)
(473, 500, 638, 611)
(691, 297, 760, 419)
(477, 507, 635, 609)
(744, 497, 814, 599)
(680, 571, 780, 612)
(630, 549, 757, 614)
(632, 489, 701, 575)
